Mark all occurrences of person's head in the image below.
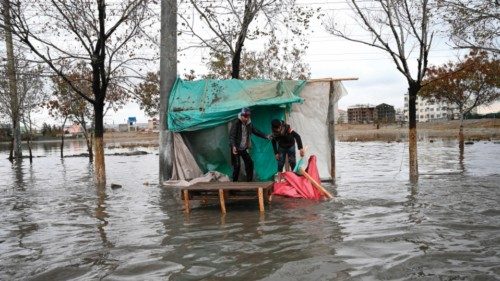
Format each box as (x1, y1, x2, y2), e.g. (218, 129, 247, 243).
(271, 119, 283, 135)
(240, 107, 251, 123)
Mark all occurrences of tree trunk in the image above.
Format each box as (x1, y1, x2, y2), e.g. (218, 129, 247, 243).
(60, 117, 68, 159)
(93, 102, 106, 185)
(459, 113, 465, 149)
(9, 137, 14, 162)
(81, 118, 93, 162)
(458, 112, 465, 171)
(230, 1, 253, 79)
(87, 133, 93, 162)
(27, 134, 33, 163)
(408, 83, 419, 182)
(159, 0, 177, 183)
(231, 47, 242, 79)
(3, 0, 22, 159)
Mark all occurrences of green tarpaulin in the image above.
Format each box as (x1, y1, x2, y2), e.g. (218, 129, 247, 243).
(167, 78, 306, 181)
(168, 78, 306, 132)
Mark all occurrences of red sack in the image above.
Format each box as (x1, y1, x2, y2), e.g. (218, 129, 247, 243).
(272, 155, 323, 199)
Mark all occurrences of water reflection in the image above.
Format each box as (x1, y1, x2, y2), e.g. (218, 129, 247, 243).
(95, 185, 113, 248)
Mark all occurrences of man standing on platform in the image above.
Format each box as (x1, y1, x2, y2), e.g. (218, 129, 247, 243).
(229, 107, 270, 182)
(271, 119, 304, 172)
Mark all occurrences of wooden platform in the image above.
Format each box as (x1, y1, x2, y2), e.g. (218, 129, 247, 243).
(176, 181, 274, 213)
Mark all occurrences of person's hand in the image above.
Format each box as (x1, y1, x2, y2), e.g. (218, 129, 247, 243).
(232, 146, 237, 155)
(275, 153, 280, 160)
(299, 148, 305, 157)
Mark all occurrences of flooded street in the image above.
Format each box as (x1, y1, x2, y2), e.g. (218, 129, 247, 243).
(1, 140, 499, 280)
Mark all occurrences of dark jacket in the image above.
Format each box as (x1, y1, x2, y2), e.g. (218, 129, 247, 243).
(271, 122, 303, 154)
(229, 117, 267, 150)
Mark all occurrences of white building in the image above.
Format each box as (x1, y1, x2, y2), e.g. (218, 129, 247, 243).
(403, 93, 460, 122)
(336, 109, 348, 124)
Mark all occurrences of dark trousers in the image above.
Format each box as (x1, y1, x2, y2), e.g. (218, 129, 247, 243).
(277, 146, 296, 172)
(231, 149, 254, 182)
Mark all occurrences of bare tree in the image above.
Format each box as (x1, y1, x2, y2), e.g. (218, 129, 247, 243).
(0, 45, 46, 162)
(1, 0, 21, 160)
(437, 0, 499, 54)
(179, 0, 315, 79)
(49, 63, 127, 161)
(325, 0, 435, 182)
(19, 64, 46, 162)
(1, 0, 159, 184)
(205, 35, 310, 80)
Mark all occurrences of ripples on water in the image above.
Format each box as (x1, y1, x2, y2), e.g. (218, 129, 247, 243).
(0, 140, 499, 280)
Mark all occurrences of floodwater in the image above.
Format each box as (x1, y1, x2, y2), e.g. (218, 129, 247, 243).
(0, 139, 499, 280)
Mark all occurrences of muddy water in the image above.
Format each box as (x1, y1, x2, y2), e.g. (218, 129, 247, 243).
(0, 140, 499, 280)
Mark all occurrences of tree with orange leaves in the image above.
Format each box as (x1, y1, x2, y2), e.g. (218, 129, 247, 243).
(421, 51, 500, 149)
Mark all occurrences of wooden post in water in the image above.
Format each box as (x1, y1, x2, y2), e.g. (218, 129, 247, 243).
(328, 80, 336, 182)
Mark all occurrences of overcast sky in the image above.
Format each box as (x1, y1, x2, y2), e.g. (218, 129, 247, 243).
(107, 0, 498, 125)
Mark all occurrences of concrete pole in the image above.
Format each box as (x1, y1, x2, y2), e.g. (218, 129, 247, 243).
(159, 0, 177, 183)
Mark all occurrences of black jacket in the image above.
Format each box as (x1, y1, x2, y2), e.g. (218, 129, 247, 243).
(271, 123, 303, 154)
(229, 117, 267, 150)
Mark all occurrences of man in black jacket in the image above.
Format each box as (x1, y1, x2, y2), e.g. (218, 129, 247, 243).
(271, 119, 304, 172)
(229, 107, 270, 182)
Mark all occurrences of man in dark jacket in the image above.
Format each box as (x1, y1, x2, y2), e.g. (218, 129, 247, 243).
(271, 119, 304, 172)
(229, 107, 269, 182)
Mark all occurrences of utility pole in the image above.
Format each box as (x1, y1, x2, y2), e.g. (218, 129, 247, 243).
(2, 0, 22, 160)
(159, 0, 177, 183)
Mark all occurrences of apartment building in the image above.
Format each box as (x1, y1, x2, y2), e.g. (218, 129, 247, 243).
(347, 104, 375, 124)
(403, 93, 460, 122)
(375, 103, 396, 123)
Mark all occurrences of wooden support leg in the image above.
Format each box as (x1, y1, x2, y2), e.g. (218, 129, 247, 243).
(258, 187, 265, 213)
(183, 190, 190, 213)
(219, 189, 226, 214)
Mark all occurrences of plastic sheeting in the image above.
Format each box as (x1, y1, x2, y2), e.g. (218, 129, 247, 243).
(168, 78, 305, 132)
(288, 81, 347, 180)
(171, 133, 203, 180)
(272, 155, 323, 199)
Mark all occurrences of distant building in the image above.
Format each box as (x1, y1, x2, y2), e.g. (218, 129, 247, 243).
(336, 109, 348, 124)
(403, 93, 460, 122)
(395, 108, 405, 123)
(375, 103, 396, 123)
(148, 118, 159, 131)
(65, 122, 83, 135)
(348, 104, 375, 124)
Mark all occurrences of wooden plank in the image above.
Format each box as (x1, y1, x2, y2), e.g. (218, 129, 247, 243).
(183, 190, 190, 213)
(308, 77, 359, 82)
(177, 181, 273, 191)
(218, 189, 226, 214)
(258, 187, 264, 213)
